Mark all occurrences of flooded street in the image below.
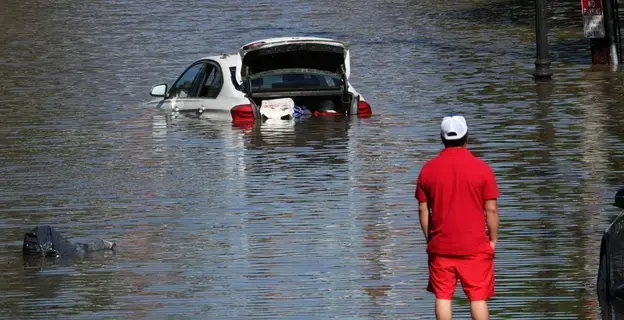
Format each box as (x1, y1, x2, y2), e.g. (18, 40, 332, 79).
(2, 0, 624, 318)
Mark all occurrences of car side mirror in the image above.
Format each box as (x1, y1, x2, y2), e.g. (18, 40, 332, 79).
(615, 188, 624, 209)
(150, 84, 168, 98)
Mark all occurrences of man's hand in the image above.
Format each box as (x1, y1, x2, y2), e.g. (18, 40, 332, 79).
(485, 199, 499, 251)
(418, 201, 430, 242)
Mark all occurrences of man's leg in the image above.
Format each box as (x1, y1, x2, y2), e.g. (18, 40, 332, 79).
(435, 299, 452, 320)
(470, 300, 488, 320)
(428, 254, 457, 320)
(457, 249, 495, 320)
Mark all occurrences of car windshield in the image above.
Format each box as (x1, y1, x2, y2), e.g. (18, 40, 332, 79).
(246, 70, 341, 91)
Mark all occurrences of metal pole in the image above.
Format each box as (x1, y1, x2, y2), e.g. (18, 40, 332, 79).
(615, 0, 623, 64)
(534, 0, 553, 80)
(603, 0, 619, 65)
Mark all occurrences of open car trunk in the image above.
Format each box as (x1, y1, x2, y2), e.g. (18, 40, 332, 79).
(250, 94, 355, 119)
(236, 38, 351, 83)
(236, 38, 356, 118)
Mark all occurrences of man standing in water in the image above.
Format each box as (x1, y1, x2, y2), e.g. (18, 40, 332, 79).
(415, 114, 499, 320)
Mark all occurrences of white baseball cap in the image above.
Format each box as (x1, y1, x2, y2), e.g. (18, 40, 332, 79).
(440, 113, 468, 140)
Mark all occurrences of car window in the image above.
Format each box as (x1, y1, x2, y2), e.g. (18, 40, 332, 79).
(198, 64, 223, 98)
(230, 67, 241, 91)
(169, 63, 205, 98)
(250, 72, 341, 91)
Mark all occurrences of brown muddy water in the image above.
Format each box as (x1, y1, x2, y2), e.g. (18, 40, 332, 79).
(1, 0, 624, 319)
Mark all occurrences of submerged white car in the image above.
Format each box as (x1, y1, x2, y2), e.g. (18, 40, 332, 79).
(148, 37, 372, 122)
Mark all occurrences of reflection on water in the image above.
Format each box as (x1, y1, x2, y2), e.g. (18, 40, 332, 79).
(2, 0, 624, 318)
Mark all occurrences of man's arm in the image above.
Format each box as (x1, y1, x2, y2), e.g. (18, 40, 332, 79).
(485, 199, 499, 249)
(419, 201, 430, 242)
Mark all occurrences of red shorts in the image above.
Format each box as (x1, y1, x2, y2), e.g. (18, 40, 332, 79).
(427, 246, 495, 301)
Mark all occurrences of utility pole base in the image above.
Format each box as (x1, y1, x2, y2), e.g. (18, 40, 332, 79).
(590, 38, 612, 64)
(534, 59, 553, 80)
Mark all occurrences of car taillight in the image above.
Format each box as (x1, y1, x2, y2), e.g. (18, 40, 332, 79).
(358, 101, 372, 117)
(231, 104, 254, 122)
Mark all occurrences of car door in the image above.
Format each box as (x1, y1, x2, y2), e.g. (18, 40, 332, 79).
(182, 60, 227, 115)
(166, 62, 206, 111)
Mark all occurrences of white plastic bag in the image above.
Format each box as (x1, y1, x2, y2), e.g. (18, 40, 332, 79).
(260, 98, 295, 120)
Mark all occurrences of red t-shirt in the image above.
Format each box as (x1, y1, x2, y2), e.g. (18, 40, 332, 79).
(415, 147, 499, 256)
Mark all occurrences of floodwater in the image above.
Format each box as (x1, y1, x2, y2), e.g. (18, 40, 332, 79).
(1, 0, 624, 319)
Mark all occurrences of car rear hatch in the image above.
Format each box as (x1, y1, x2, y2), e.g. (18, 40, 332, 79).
(235, 38, 356, 118)
(235, 37, 351, 97)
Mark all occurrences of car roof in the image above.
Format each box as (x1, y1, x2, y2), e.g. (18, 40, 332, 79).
(195, 53, 238, 67)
